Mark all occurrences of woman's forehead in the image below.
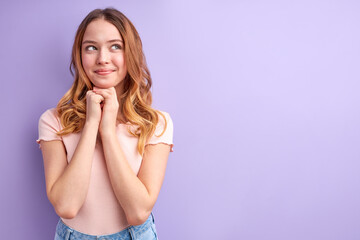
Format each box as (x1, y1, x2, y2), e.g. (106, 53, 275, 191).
(83, 19, 122, 43)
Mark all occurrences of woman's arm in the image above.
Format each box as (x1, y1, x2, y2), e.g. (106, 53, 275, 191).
(41, 121, 99, 219)
(93, 86, 171, 225)
(101, 133, 171, 226)
(41, 90, 104, 219)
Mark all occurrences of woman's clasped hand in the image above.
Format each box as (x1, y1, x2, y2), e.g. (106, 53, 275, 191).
(87, 86, 120, 135)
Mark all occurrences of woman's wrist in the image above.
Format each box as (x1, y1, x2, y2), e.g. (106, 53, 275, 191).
(99, 128, 117, 139)
(84, 120, 100, 132)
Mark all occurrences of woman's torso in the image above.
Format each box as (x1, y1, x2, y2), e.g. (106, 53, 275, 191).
(61, 118, 143, 235)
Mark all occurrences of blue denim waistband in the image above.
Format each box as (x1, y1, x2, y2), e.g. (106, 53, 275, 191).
(56, 212, 155, 240)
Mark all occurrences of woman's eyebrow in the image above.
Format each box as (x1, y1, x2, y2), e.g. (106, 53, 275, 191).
(82, 39, 123, 44)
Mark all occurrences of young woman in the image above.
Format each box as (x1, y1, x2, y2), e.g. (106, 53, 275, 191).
(36, 8, 173, 240)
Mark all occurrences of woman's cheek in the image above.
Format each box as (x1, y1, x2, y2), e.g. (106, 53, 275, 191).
(81, 55, 92, 73)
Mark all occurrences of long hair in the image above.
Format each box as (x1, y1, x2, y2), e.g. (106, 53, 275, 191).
(56, 8, 166, 155)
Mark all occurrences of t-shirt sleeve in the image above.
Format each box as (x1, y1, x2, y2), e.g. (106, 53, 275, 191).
(36, 108, 62, 149)
(145, 111, 174, 152)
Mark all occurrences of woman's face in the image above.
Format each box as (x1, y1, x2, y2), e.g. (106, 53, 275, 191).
(81, 18, 127, 89)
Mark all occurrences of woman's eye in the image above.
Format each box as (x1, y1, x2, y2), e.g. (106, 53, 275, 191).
(111, 44, 121, 50)
(85, 46, 96, 51)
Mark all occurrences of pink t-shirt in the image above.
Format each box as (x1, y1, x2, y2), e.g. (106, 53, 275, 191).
(36, 108, 173, 235)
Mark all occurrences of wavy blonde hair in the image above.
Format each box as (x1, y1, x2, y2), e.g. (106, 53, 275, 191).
(56, 8, 166, 155)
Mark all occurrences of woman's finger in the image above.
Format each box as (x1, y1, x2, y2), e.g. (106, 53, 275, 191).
(94, 95, 105, 104)
(87, 91, 104, 103)
(93, 89, 111, 99)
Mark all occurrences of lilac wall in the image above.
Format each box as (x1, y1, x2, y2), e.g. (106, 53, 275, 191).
(1, 0, 359, 239)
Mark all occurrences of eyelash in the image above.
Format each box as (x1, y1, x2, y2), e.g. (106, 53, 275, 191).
(85, 44, 122, 51)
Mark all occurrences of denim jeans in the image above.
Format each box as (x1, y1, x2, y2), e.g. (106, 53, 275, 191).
(54, 212, 159, 240)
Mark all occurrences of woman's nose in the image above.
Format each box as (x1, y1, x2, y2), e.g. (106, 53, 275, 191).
(97, 49, 110, 64)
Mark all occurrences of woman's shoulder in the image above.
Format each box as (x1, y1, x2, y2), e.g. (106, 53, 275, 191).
(37, 107, 63, 145)
(150, 109, 173, 135)
(42, 107, 58, 115)
(154, 109, 173, 126)
(40, 107, 59, 119)
(146, 109, 174, 151)
(38, 107, 61, 127)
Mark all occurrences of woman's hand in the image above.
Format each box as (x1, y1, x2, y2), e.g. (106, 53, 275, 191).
(93, 86, 119, 136)
(85, 90, 105, 126)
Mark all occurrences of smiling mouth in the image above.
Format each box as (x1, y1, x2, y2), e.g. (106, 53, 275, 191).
(95, 70, 115, 75)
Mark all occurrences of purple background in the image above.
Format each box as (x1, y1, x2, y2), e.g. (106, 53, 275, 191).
(1, 0, 359, 239)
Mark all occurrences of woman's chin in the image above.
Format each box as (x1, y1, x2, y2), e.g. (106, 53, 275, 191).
(93, 83, 116, 89)
(91, 79, 124, 89)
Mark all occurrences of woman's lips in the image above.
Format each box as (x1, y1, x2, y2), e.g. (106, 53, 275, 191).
(95, 69, 115, 75)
